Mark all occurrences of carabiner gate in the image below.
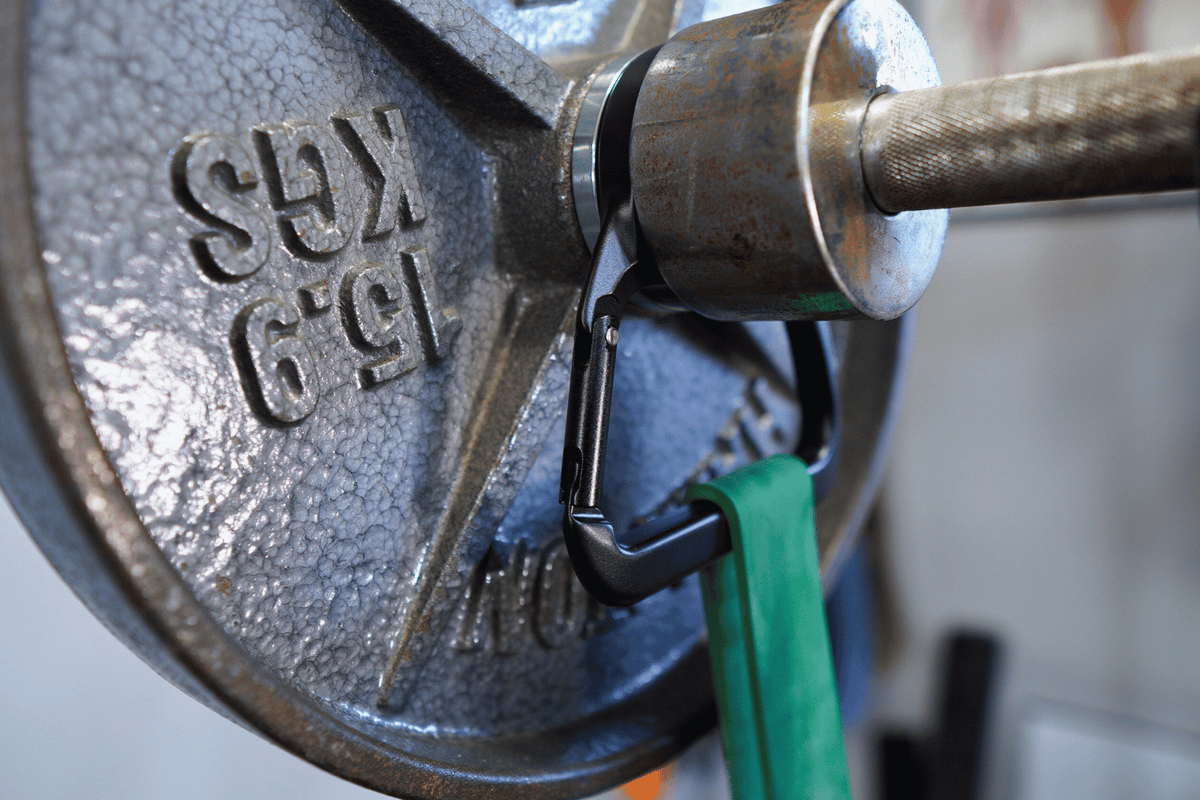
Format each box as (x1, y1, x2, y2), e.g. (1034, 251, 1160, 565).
(558, 201, 841, 606)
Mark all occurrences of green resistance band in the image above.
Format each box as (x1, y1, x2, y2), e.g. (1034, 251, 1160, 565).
(689, 454, 851, 800)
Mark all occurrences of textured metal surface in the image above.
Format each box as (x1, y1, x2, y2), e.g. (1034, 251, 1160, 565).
(0, 0, 909, 796)
(862, 49, 1200, 213)
(629, 0, 948, 323)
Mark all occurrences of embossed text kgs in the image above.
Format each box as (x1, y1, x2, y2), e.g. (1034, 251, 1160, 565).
(172, 105, 461, 424)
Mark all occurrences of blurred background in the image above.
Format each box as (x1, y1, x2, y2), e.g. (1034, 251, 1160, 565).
(3, 0, 1199, 798)
(858, 2, 1200, 797)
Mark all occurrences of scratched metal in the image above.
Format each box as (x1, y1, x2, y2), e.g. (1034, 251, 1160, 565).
(0, 0, 906, 797)
(630, 0, 949, 322)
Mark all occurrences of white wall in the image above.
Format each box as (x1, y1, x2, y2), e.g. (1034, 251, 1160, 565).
(874, 198, 1200, 798)
(864, 2, 1200, 797)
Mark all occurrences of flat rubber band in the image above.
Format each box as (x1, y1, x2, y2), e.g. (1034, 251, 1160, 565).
(691, 454, 851, 800)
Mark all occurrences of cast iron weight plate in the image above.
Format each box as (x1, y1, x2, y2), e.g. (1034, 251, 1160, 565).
(0, 0, 908, 796)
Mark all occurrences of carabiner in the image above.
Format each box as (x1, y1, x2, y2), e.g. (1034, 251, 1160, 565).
(559, 201, 840, 606)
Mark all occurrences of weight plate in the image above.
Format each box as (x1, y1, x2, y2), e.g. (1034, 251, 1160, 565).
(0, 0, 908, 797)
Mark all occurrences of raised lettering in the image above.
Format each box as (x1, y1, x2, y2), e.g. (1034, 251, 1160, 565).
(451, 539, 605, 654)
(255, 121, 357, 257)
(630, 378, 795, 527)
(534, 541, 590, 649)
(333, 106, 428, 240)
(452, 542, 536, 654)
(339, 262, 420, 388)
(232, 297, 320, 423)
(400, 247, 461, 362)
(172, 134, 272, 280)
(177, 108, 465, 424)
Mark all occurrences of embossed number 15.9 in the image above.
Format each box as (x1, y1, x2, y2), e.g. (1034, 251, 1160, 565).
(172, 104, 461, 425)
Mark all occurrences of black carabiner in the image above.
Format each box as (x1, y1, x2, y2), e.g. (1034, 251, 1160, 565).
(559, 201, 840, 606)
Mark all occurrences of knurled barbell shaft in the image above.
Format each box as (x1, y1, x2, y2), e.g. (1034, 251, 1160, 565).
(860, 49, 1200, 213)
